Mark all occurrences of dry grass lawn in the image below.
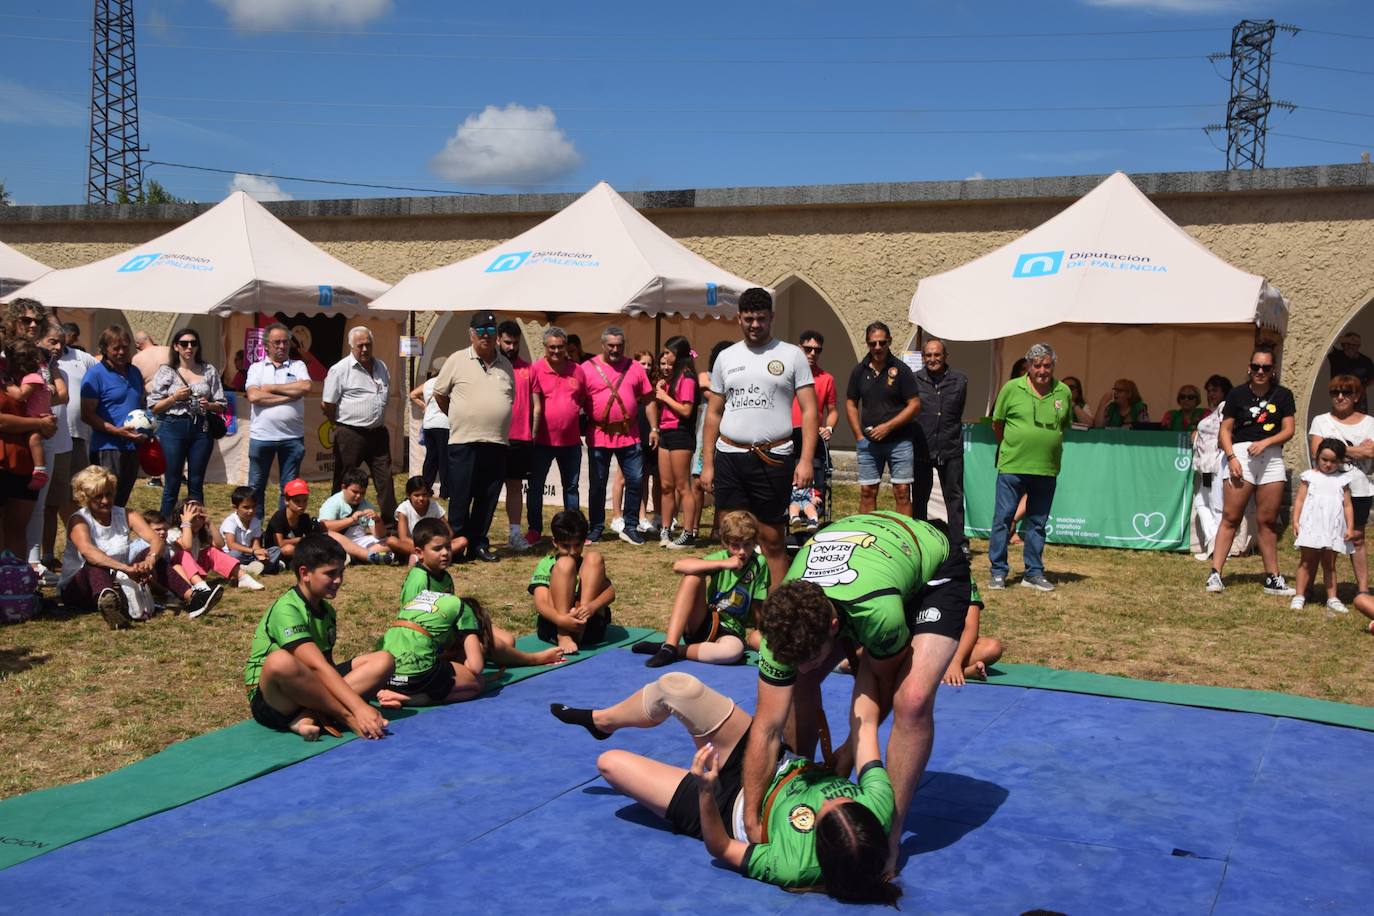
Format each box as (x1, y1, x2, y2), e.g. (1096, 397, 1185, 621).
(2, 477, 1372, 800)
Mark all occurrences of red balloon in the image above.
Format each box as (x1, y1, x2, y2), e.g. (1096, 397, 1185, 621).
(137, 438, 167, 476)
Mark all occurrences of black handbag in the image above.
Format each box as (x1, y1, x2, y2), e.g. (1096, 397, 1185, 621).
(205, 410, 228, 439)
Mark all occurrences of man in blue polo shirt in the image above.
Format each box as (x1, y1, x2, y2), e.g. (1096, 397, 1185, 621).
(79, 325, 148, 507)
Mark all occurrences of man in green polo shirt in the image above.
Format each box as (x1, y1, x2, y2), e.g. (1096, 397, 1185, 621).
(988, 342, 1073, 592)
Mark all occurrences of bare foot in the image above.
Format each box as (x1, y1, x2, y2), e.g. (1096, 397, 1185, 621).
(966, 660, 988, 681)
(557, 635, 580, 656)
(533, 647, 565, 666)
(289, 713, 322, 741)
(376, 689, 408, 709)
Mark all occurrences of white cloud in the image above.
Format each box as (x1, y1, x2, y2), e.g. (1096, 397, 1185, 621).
(228, 173, 295, 201)
(965, 171, 986, 181)
(428, 104, 582, 187)
(211, 0, 392, 29)
(1081, 0, 1243, 12)
(0, 81, 85, 127)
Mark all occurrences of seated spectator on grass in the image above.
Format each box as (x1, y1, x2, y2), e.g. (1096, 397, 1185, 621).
(59, 465, 171, 629)
(941, 580, 1005, 686)
(171, 497, 263, 592)
(243, 534, 393, 741)
(386, 475, 447, 561)
(267, 478, 374, 566)
(1096, 378, 1150, 428)
(632, 510, 770, 668)
(220, 485, 283, 575)
(1162, 385, 1207, 431)
(530, 509, 615, 655)
(318, 468, 394, 565)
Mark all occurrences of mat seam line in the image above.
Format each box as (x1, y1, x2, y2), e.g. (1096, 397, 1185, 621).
(1206, 715, 1278, 914)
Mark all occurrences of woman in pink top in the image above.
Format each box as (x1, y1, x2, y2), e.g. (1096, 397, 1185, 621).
(655, 337, 699, 548)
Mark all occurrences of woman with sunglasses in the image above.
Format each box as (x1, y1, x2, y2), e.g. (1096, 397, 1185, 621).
(1162, 385, 1208, 432)
(148, 327, 228, 516)
(1307, 374, 1374, 600)
(1208, 347, 1297, 597)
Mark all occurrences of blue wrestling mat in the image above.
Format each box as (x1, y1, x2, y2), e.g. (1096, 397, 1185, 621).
(0, 650, 1369, 914)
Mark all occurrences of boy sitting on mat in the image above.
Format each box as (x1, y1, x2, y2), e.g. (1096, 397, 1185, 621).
(243, 534, 393, 741)
(381, 517, 561, 706)
(633, 510, 770, 668)
(530, 509, 615, 656)
(941, 579, 1005, 687)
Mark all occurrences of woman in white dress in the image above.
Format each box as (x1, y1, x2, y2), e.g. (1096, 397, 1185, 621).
(1290, 438, 1357, 612)
(1307, 373, 1374, 598)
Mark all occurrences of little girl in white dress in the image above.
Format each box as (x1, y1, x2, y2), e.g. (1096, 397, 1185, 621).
(1291, 437, 1357, 612)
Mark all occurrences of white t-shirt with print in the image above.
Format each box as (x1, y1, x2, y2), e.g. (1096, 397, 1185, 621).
(710, 338, 813, 455)
(1308, 412, 1374, 497)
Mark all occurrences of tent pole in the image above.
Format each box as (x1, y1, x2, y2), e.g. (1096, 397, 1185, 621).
(407, 310, 416, 392)
(654, 314, 662, 355)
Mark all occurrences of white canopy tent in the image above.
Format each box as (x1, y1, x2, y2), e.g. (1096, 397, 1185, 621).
(1, 191, 388, 316)
(370, 180, 756, 325)
(0, 241, 50, 298)
(909, 171, 1288, 416)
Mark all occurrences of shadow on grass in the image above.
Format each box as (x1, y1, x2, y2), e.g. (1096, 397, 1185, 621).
(0, 646, 51, 676)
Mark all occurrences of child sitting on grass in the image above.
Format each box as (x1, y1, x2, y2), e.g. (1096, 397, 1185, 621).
(633, 510, 770, 668)
(530, 509, 615, 655)
(220, 485, 283, 574)
(318, 468, 394, 565)
(267, 479, 325, 562)
(941, 580, 1005, 686)
(243, 534, 393, 741)
(386, 475, 447, 563)
(172, 497, 264, 594)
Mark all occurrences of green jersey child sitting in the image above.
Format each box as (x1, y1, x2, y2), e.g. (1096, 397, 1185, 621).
(530, 509, 616, 655)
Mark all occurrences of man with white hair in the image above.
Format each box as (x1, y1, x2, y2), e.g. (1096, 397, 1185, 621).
(323, 326, 396, 535)
(987, 342, 1073, 592)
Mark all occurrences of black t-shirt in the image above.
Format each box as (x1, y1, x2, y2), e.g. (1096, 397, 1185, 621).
(267, 508, 322, 548)
(1221, 383, 1296, 444)
(846, 356, 919, 435)
(1328, 349, 1374, 384)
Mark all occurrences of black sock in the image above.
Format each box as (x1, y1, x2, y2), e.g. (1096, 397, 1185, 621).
(550, 703, 611, 740)
(645, 643, 679, 669)
(631, 640, 661, 655)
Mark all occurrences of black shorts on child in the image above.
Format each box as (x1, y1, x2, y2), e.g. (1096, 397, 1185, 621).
(536, 607, 611, 647)
(249, 659, 354, 731)
(384, 661, 457, 700)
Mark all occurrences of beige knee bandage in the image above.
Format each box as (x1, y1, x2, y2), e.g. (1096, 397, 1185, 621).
(641, 672, 735, 737)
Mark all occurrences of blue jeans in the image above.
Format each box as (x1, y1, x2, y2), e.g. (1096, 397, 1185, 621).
(158, 414, 214, 516)
(247, 437, 306, 521)
(527, 444, 582, 535)
(421, 427, 450, 497)
(988, 472, 1057, 579)
(588, 444, 643, 536)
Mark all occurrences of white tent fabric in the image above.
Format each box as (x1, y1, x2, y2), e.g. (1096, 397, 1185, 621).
(0, 241, 50, 296)
(909, 171, 1287, 340)
(370, 181, 755, 318)
(1, 192, 387, 316)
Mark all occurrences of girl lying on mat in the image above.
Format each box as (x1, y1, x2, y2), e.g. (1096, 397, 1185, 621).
(550, 664, 900, 903)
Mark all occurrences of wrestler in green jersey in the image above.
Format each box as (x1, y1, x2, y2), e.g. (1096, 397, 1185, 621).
(758, 511, 949, 684)
(702, 548, 770, 639)
(379, 590, 478, 678)
(399, 563, 455, 605)
(244, 587, 336, 695)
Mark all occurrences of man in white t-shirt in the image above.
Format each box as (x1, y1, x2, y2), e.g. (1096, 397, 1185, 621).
(245, 323, 311, 522)
(701, 287, 818, 586)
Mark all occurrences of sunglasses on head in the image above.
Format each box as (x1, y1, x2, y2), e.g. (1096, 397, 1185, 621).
(1249, 363, 1274, 373)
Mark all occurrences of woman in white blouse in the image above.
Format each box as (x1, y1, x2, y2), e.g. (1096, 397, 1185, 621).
(1308, 374, 1374, 598)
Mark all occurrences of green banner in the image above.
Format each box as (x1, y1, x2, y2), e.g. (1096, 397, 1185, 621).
(963, 424, 1193, 551)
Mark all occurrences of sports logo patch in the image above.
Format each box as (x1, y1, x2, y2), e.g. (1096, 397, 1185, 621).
(788, 804, 816, 833)
(767, 360, 785, 376)
(915, 607, 942, 625)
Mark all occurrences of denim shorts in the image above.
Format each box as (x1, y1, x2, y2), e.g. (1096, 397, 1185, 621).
(856, 436, 915, 485)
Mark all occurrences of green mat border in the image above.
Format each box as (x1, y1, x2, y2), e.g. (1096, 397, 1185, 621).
(0, 625, 654, 872)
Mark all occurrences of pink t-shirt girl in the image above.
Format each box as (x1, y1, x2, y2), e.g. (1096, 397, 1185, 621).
(22, 371, 51, 417)
(658, 373, 697, 431)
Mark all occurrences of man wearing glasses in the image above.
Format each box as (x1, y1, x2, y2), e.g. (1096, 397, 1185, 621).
(792, 330, 838, 445)
(846, 321, 920, 517)
(432, 310, 514, 563)
(323, 327, 396, 537)
(1208, 347, 1297, 597)
(246, 323, 311, 522)
(527, 326, 588, 544)
(987, 342, 1072, 592)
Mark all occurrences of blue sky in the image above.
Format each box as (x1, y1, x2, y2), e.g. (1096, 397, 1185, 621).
(2, 0, 1372, 204)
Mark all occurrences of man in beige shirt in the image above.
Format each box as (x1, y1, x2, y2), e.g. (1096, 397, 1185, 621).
(432, 310, 514, 563)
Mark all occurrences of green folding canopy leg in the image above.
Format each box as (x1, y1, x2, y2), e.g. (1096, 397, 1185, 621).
(0, 625, 654, 871)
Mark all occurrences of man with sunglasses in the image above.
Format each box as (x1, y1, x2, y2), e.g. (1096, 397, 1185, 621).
(1209, 347, 1297, 596)
(846, 321, 920, 517)
(432, 310, 514, 563)
(792, 331, 838, 445)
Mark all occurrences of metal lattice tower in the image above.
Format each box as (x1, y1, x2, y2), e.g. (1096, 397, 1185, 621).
(87, 0, 143, 203)
(1208, 19, 1299, 170)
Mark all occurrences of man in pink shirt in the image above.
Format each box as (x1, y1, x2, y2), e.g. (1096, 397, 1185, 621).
(498, 321, 542, 551)
(583, 325, 657, 544)
(528, 327, 588, 543)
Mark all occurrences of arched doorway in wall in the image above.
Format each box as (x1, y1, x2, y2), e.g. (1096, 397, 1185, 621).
(771, 273, 861, 449)
(1301, 288, 1374, 439)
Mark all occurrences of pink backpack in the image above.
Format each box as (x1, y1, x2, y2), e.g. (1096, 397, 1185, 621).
(0, 551, 39, 625)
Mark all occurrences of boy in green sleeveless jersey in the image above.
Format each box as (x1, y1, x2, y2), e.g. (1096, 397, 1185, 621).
(549, 663, 899, 902)
(243, 534, 393, 741)
(632, 510, 770, 668)
(744, 511, 968, 873)
(530, 510, 615, 655)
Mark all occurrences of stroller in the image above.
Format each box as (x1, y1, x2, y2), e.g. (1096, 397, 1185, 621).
(786, 435, 835, 552)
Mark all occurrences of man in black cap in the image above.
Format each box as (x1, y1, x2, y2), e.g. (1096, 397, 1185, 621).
(431, 310, 515, 562)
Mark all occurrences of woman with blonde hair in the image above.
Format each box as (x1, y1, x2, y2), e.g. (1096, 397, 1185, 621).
(1096, 378, 1150, 429)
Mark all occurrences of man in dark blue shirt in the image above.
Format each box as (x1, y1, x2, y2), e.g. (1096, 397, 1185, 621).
(912, 338, 968, 544)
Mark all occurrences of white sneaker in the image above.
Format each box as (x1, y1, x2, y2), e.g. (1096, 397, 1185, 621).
(237, 574, 265, 590)
(1206, 570, 1225, 593)
(1326, 597, 1349, 614)
(610, 517, 626, 534)
(1290, 596, 1305, 611)
(241, 560, 265, 577)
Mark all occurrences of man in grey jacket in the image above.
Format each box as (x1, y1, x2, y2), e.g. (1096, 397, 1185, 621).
(912, 338, 968, 543)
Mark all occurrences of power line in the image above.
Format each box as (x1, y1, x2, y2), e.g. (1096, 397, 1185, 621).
(144, 160, 484, 195)
(1269, 131, 1373, 150)
(1277, 59, 1374, 77)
